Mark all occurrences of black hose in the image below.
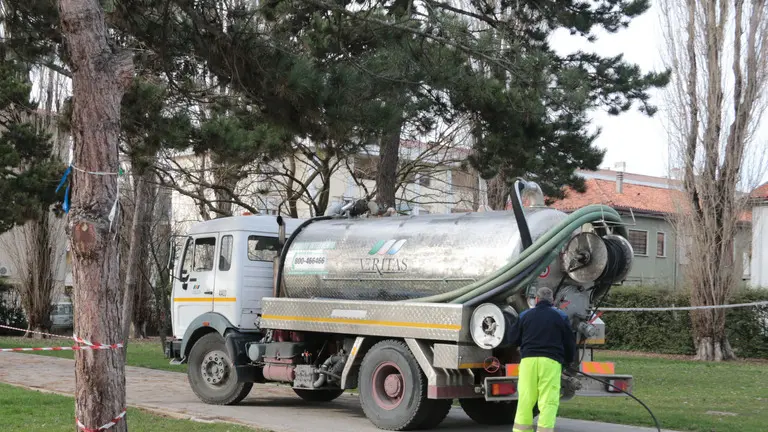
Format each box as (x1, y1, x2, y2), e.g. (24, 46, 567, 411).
(598, 237, 629, 284)
(463, 256, 548, 307)
(512, 180, 533, 251)
(275, 216, 333, 298)
(576, 370, 662, 432)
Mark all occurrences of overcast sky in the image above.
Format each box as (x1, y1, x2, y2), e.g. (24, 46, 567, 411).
(549, 2, 767, 186)
(550, 2, 670, 178)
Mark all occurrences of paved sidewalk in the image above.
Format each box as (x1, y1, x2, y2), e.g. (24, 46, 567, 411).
(0, 352, 674, 432)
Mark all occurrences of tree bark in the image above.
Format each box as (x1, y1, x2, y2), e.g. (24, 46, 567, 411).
(58, 0, 133, 429)
(376, 117, 403, 212)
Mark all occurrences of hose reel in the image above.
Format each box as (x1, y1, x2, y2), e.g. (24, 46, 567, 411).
(561, 232, 633, 285)
(469, 303, 518, 349)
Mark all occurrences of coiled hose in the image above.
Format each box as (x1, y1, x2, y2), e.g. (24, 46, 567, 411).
(399, 204, 626, 305)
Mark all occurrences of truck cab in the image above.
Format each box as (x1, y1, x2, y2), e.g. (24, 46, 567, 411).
(166, 215, 305, 360)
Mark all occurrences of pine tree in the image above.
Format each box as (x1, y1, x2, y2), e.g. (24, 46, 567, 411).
(0, 48, 63, 233)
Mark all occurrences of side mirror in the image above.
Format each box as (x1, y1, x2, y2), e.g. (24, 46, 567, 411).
(167, 238, 176, 271)
(277, 215, 286, 250)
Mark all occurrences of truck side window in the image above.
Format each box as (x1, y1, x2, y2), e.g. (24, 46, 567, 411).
(248, 235, 279, 261)
(193, 237, 216, 271)
(219, 235, 233, 271)
(180, 237, 194, 280)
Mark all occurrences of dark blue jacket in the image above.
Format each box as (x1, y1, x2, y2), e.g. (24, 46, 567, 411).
(505, 300, 576, 365)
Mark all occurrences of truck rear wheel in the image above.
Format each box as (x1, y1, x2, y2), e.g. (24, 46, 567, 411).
(293, 388, 344, 402)
(358, 340, 437, 431)
(188, 332, 253, 405)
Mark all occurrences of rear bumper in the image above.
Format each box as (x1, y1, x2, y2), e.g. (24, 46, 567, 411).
(482, 373, 634, 401)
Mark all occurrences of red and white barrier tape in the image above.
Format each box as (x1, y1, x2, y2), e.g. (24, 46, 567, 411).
(0, 344, 123, 352)
(76, 409, 127, 432)
(0, 323, 122, 352)
(0, 323, 70, 340)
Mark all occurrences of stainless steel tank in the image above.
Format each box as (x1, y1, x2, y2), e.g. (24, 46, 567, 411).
(281, 208, 569, 301)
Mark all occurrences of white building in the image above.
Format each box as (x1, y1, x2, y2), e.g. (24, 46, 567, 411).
(751, 183, 768, 288)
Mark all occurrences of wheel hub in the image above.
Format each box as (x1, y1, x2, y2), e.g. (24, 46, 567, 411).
(383, 373, 403, 398)
(201, 349, 229, 385)
(372, 361, 404, 410)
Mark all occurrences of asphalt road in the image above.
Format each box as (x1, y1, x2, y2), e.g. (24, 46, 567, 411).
(0, 352, 675, 432)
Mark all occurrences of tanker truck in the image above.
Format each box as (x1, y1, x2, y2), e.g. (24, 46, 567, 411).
(165, 180, 635, 430)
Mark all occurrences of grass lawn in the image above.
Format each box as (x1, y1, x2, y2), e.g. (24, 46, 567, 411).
(0, 382, 257, 432)
(0, 336, 187, 372)
(559, 351, 768, 432)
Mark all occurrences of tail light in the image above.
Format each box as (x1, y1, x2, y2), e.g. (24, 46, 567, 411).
(607, 379, 630, 393)
(491, 382, 516, 396)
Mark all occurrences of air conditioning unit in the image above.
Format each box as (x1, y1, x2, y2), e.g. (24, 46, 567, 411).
(0, 266, 11, 278)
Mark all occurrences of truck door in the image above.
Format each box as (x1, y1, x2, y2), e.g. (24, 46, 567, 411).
(211, 234, 238, 326)
(236, 234, 280, 329)
(173, 234, 218, 337)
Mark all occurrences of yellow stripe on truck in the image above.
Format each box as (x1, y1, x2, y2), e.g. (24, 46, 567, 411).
(260, 314, 461, 331)
(173, 297, 237, 303)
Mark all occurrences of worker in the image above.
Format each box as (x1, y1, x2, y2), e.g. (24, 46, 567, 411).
(505, 286, 576, 432)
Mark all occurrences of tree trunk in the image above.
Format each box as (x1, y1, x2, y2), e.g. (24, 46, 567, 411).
(692, 308, 735, 361)
(376, 117, 403, 212)
(122, 171, 152, 341)
(153, 185, 172, 349)
(58, 0, 133, 430)
(486, 173, 509, 210)
(285, 155, 300, 218)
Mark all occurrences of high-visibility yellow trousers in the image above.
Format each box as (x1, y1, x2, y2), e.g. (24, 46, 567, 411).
(512, 357, 561, 432)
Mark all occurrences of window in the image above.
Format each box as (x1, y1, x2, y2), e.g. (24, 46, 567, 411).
(656, 232, 666, 258)
(628, 230, 648, 256)
(418, 175, 431, 187)
(180, 237, 194, 278)
(219, 235, 233, 271)
(248, 235, 280, 261)
(193, 237, 216, 271)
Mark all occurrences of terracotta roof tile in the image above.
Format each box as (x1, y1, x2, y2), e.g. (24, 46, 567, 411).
(751, 182, 768, 199)
(550, 178, 752, 223)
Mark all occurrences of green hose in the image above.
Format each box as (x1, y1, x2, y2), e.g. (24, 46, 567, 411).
(401, 204, 625, 304)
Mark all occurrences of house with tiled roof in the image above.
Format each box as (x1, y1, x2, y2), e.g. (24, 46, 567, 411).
(550, 169, 754, 288)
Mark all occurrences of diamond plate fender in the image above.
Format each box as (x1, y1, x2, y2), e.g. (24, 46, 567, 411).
(340, 337, 369, 389)
(405, 339, 478, 399)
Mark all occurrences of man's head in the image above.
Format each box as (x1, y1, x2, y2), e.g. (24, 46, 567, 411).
(535, 286, 554, 304)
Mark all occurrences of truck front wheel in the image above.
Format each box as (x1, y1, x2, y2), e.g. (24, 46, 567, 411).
(358, 340, 443, 431)
(188, 332, 253, 405)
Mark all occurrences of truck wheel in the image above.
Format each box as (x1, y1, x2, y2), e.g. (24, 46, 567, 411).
(414, 399, 452, 429)
(188, 332, 253, 405)
(358, 340, 432, 431)
(459, 398, 517, 425)
(293, 388, 344, 402)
